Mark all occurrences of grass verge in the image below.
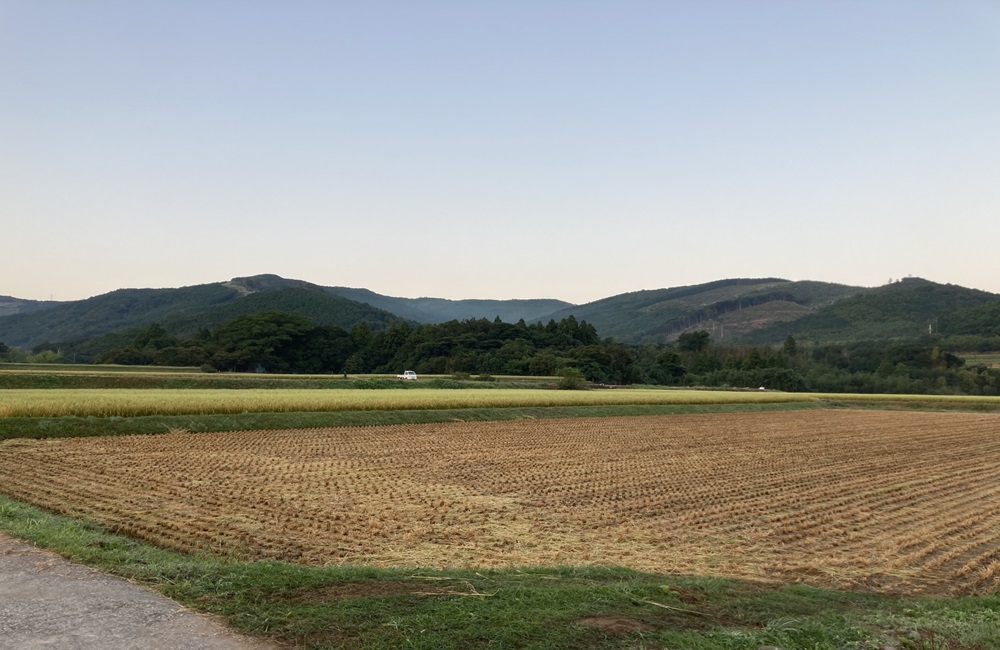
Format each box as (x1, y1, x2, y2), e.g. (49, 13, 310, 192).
(2, 494, 998, 649)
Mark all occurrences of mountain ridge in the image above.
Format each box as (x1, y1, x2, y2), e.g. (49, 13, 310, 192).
(542, 278, 867, 343)
(2, 274, 998, 351)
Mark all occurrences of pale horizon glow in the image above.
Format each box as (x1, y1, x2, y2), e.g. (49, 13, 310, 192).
(3, 1, 999, 305)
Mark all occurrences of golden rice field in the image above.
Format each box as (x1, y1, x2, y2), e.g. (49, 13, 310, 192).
(2, 409, 1000, 596)
(0, 387, 806, 417)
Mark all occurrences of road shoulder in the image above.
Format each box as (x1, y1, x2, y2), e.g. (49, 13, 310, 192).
(0, 532, 278, 650)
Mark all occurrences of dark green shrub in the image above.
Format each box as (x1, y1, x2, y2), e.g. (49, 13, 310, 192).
(557, 367, 586, 390)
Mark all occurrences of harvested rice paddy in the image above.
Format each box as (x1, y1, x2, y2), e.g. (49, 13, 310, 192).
(2, 409, 999, 596)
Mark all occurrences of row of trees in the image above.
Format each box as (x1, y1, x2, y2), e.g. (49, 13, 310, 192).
(8, 313, 999, 395)
(0, 341, 64, 364)
(636, 333, 999, 395)
(88, 312, 640, 384)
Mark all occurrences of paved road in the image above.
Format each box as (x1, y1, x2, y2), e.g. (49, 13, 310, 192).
(0, 533, 278, 649)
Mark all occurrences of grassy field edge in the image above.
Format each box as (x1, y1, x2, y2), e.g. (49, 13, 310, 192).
(3, 493, 999, 649)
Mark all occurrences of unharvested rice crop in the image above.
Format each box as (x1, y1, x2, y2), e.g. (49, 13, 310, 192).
(2, 410, 999, 595)
(0, 387, 804, 417)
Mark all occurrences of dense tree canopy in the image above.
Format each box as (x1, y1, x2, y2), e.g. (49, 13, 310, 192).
(90, 312, 618, 380)
(13, 310, 998, 396)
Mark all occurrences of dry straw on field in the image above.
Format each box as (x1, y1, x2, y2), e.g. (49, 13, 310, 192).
(2, 409, 1000, 595)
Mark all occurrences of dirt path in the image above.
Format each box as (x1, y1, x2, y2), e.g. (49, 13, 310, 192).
(0, 533, 278, 649)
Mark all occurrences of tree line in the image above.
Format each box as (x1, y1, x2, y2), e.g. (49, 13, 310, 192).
(4, 312, 998, 396)
(84, 312, 642, 383)
(634, 332, 999, 396)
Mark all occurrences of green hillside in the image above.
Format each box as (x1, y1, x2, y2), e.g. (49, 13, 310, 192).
(0, 296, 60, 318)
(940, 299, 1000, 338)
(545, 278, 862, 343)
(4, 274, 998, 355)
(36, 287, 407, 364)
(159, 287, 403, 336)
(326, 287, 573, 324)
(0, 283, 239, 349)
(0, 278, 401, 351)
(741, 278, 1000, 344)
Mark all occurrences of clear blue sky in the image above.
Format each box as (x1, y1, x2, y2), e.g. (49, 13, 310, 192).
(3, 1, 998, 304)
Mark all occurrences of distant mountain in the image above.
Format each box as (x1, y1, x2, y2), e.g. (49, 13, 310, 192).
(543, 278, 864, 344)
(0, 277, 401, 350)
(0, 274, 574, 350)
(741, 277, 1000, 344)
(0, 295, 60, 318)
(3, 274, 998, 353)
(161, 286, 404, 336)
(0, 283, 237, 349)
(325, 286, 573, 324)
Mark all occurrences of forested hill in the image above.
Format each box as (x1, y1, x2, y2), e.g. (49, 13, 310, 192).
(0, 274, 573, 351)
(4, 274, 1000, 353)
(325, 287, 573, 324)
(0, 295, 60, 318)
(940, 300, 1000, 338)
(0, 283, 236, 349)
(542, 278, 863, 344)
(0, 281, 402, 350)
(741, 277, 1000, 344)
